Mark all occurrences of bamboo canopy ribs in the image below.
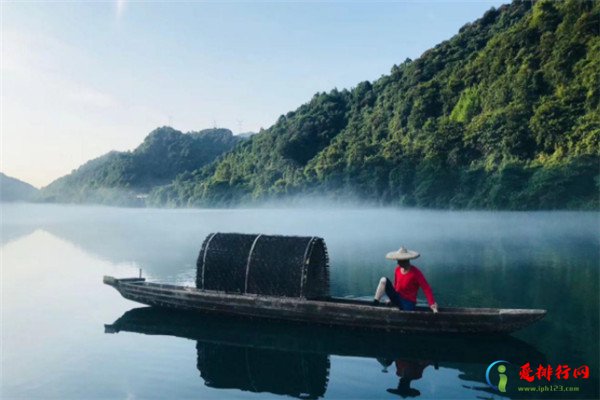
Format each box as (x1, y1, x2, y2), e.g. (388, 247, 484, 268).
(104, 232, 547, 334)
(196, 233, 329, 299)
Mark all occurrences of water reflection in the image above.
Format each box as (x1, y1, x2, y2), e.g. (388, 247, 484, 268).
(106, 307, 547, 399)
(197, 343, 328, 399)
(379, 359, 430, 398)
(3, 204, 598, 398)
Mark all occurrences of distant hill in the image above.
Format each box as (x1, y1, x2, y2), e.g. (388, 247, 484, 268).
(0, 173, 39, 202)
(40, 127, 242, 206)
(148, 0, 599, 210)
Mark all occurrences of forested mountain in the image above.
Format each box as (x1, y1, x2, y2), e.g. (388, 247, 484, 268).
(149, 0, 599, 210)
(40, 127, 242, 205)
(0, 173, 39, 202)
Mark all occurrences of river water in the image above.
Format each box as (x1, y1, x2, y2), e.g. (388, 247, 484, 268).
(2, 204, 598, 399)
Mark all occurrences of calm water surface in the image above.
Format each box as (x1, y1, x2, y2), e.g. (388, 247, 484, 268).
(2, 204, 598, 399)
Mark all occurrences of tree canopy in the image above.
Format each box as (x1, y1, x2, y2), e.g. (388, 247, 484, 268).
(149, 0, 599, 210)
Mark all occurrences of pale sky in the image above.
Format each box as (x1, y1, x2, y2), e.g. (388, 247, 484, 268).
(1, 1, 507, 188)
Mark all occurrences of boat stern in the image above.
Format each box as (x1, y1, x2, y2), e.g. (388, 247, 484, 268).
(498, 308, 547, 333)
(103, 275, 119, 287)
(103, 276, 146, 288)
(531, 308, 547, 322)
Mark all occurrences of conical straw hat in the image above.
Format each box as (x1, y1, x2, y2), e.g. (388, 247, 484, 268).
(386, 246, 420, 260)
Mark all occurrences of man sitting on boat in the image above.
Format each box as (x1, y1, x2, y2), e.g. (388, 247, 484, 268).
(373, 246, 438, 313)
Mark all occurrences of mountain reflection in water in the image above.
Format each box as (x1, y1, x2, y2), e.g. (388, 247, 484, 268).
(106, 307, 547, 399)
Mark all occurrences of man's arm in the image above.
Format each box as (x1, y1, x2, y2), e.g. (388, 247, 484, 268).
(416, 270, 437, 312)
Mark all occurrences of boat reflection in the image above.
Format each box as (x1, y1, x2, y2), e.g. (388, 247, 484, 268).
(105, 307, 546, 399)
(197, 341, 329, 399)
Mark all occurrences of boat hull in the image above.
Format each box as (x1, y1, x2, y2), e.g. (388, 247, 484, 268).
(103, 276, 546, 334)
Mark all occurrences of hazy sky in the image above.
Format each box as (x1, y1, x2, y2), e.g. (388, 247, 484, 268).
(2, 1, 507, 188)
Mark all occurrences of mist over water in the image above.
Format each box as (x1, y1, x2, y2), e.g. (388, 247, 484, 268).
(2, 203, 598, 399)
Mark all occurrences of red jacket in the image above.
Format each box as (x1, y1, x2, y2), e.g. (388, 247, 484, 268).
(394, 265, 436, 306)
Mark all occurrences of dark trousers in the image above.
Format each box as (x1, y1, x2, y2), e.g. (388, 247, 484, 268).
(384, 278, 416, 311)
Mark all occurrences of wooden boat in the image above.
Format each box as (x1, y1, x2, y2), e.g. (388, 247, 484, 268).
(104, 232, 546, 334)
(103, 276, 546, 334)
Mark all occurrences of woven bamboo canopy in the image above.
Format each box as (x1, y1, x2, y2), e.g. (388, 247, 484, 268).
(196, 233, 330, 299)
